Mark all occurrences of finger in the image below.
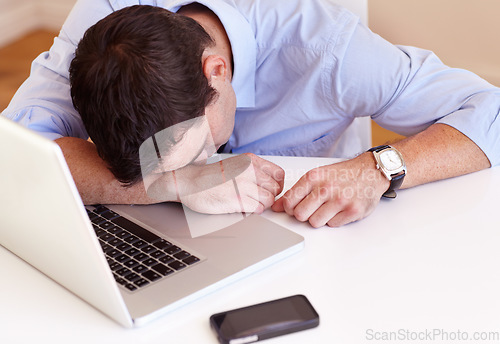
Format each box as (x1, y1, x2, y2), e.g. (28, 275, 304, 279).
(307, 201, 344, 228)
(253, 187, 277, 211)
(326, 210, 359, 228)
(326, 201, 377, 227)
(271, 197, 285, 212)
(243, 199, 265, 214)
(292, 186, 334, 223)
(217, 180, 262, 214)
(244, 153, 285, 192)
(232, 176, 276, 212)
(239, 197, 264, 214)
(280, 172, 316, 216)
(254, 166, 283, 197)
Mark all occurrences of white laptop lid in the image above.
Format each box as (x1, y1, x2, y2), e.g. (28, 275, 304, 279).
(0, 116, 133, 327)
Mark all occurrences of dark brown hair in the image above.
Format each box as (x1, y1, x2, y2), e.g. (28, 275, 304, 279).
(69, 5, 217, 185)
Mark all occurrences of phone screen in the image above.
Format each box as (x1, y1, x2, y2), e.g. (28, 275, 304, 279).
(210, 295, 319, 343)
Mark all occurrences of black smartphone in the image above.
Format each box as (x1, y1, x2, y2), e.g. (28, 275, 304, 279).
(210, 295, 319, 344)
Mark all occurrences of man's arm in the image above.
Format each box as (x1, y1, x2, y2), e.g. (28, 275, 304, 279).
(56, 137, 159, 205)
(57, 137, 285, 212)
(272, 123, 491, 228)
(391, 123, 490, 188)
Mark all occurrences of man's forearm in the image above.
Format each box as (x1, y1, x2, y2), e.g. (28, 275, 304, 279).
(273, 123, 492, 228)
(389, 123, 491, 189)
(55, 137, 174, 205)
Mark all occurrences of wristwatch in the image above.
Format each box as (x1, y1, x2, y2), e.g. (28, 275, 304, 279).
(368, 145, 406, 199)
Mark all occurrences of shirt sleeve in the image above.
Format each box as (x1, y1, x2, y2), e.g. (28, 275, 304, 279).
(0, 0, 116, 140)
(329, 21, 500, 166)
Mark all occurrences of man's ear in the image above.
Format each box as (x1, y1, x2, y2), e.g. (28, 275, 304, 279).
(202, 54, 228, 83)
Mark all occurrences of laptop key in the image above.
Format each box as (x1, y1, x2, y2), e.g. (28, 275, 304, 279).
(125, 284, 137, 291)
(94, 228, 105, 237)
(173, 251, 191, 260)
(168, 260, 187, 271)
(116, 231, 131, 240)
(116, 243, 131, 251)
(92, 216, 108, 226)
(165, 245, 181, 255)
(150, 250, 166, 259)
(113, 274, 127, 285)
(116, 267, 132, 276)
(133, 240, 148, 249)
(87, 212, 100, 222)
(107, 249, 121, 258)
(115, 254, 131, 264)
(108, 238, 123, 247)
(183, 255, 200, 265)
(93, 205, 110, 214)
(123, 259, 140, 269)
(134, 253, 149, 261)
(159, 255, 175, 265)
(133, 264, 148, 273)
(153, 239, 172, 250)
(143, 258, 157, 266)
(141, 245, 157, 254)
(142, 270, 162, 282)
(100, 221, 115, 230)
(99, 233, 114, 242)
(113, 216, 161, 243)
(100, 209, 120, 220)
(151, 263, 174, 276)
(124, 272, 141, 283)
(124, 234, 140, 244)
(109, 262, 122, 271)
(134, 278, 150, 288)
(108, 226, 123, 235)
(124, 248, 141, 256)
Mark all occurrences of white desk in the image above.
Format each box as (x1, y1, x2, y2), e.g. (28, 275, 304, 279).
(2, 156, 500, 343)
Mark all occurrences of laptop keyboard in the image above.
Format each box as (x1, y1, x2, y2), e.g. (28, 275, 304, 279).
(86, 205, 201, 292)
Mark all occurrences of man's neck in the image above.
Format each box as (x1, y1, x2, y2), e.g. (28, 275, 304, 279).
(178, 3, 233, 77)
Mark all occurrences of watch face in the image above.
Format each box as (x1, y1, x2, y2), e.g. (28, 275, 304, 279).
(380, 149, 403, 172)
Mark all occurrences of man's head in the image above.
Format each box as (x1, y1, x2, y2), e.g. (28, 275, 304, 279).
(70, 5, 235, 185)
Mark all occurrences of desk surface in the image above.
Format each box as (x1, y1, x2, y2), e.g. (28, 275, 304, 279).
(2, 156, 500, 343)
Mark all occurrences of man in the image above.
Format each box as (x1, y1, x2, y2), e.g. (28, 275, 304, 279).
(2, 0, 499, 227)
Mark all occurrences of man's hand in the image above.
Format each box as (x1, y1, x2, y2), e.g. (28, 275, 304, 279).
(272, 153, 389, 228)
(147, 153, 285, 214)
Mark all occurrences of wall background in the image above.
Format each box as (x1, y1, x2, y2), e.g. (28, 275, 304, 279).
(368, 0, 500, 87)
(1, 0, 497, 86)
(0, 0, 75, 47)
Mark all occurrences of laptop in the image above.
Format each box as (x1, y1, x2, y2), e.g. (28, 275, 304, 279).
(0, 116, 304, 327)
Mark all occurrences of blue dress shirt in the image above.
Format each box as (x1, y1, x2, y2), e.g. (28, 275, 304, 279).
(2, 0, 499, 165)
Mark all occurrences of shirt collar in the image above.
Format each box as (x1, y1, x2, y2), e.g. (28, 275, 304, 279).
(164, 0, 256, 108)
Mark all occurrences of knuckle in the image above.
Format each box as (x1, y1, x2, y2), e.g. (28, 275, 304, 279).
(293, 208, 309, 222)
(260, 192, 274, 208)
(305, 168, 321, 183)
(281, 194, 292, 207)
(335, 194, 349, 208)
(242, 152, 257, 160)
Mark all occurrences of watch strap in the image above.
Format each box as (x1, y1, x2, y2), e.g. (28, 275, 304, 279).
(367, 144, 391, 153)
(382, 172, 405, 199)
